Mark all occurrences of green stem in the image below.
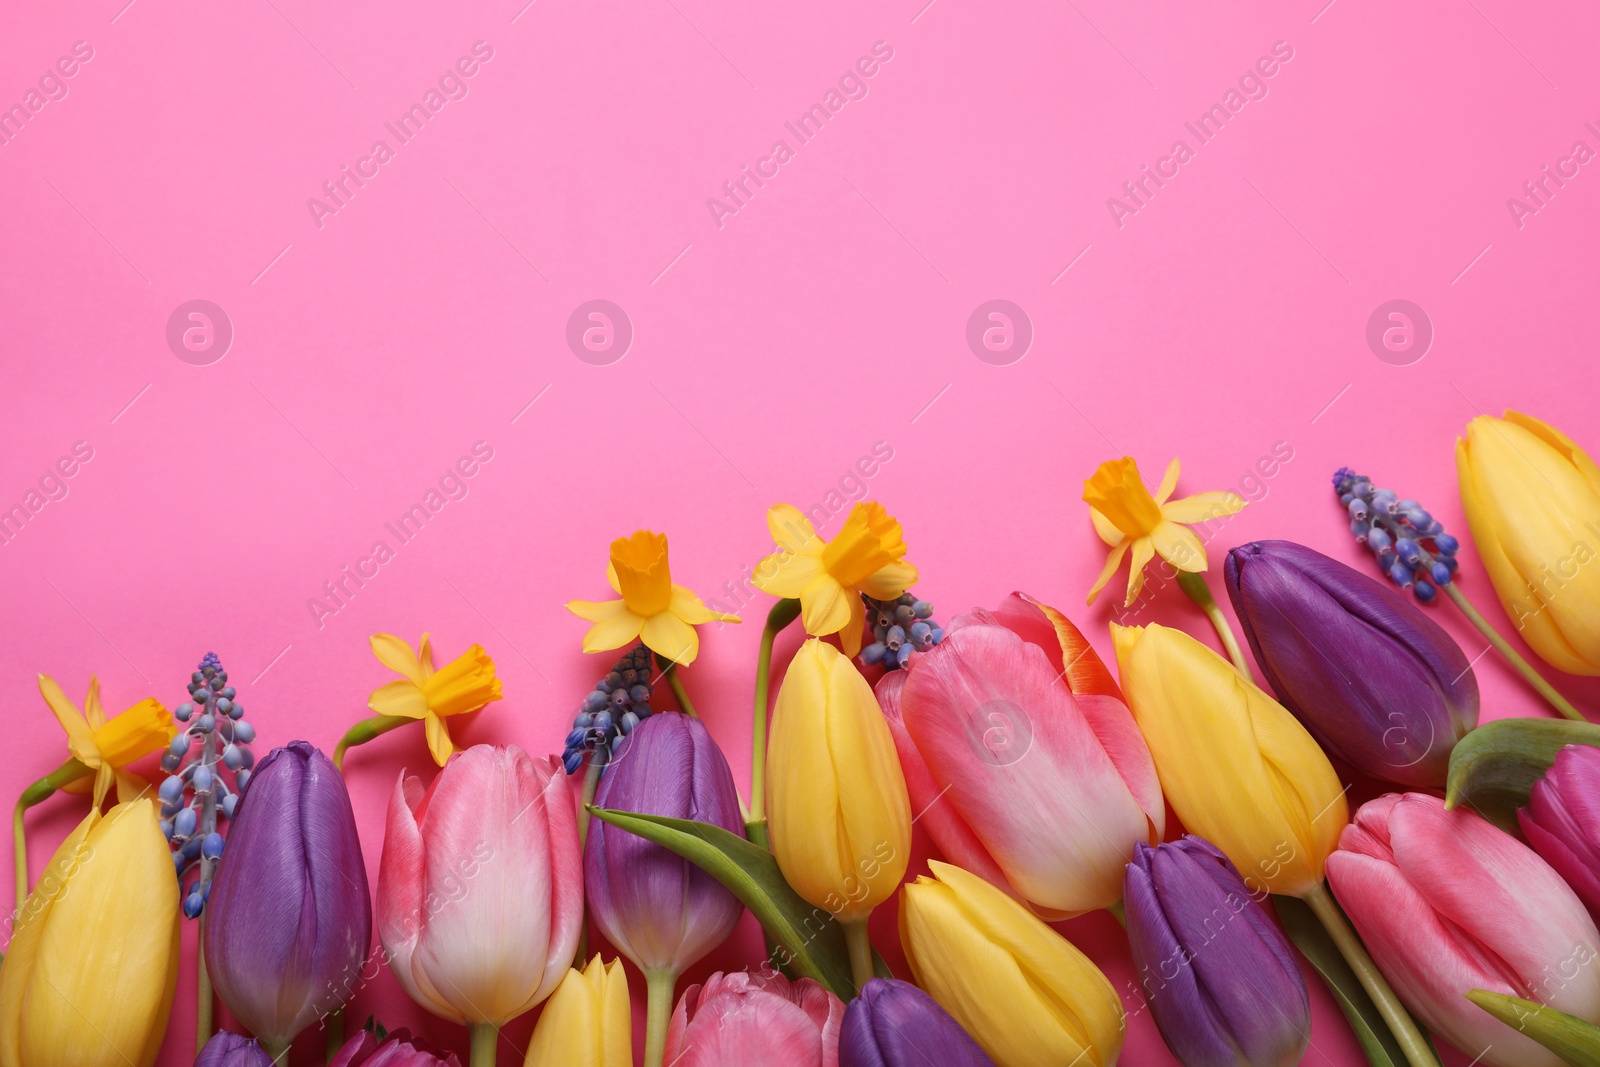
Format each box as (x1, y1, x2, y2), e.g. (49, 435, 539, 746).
(468, 1023, 497, 1067)
(1107, 900, 1127, 928)
(573, 756, 603, 968)
(331, 715, 414, 770)
(644, 969, 677, 1067)
(751, 599, 801, 827)
(1444, 583, 1585, 721)
(1303, 882, 1440, 1067)
(196, 915, 213, 1053)
(1177, 571, 1252, 676)
(843, 917, 875, 994)
(261, 1038, 291, 1065)
(654, 654, 697, 718)
(325, 1007, 344, 1064)
(13, 759, 90, 911)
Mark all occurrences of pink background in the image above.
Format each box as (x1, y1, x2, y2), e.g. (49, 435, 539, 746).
(5, 0, 1600, 1063)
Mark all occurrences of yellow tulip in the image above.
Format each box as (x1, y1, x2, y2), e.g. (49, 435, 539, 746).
(566, 530, 739, 666)
(1083, 456, 1246, 606)
(900, 861, 1125, 1067)
(366, 633, 502, 765)
(1111, 622, 1346, 896)
(38, 674, 173, 807)
(752, 502, 917, 656)
(1456, 410, 1600, 675)
(0, 800, 180, 1067)
(766, 638, 910, 922)
(524, 955, 631, 1067)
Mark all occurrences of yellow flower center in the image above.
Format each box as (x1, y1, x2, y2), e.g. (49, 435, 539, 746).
(820, 502, 907, 586)
(1084, 458, 1163, 538)
(421, 645, 502, 716)
(610, 530, 673, 616)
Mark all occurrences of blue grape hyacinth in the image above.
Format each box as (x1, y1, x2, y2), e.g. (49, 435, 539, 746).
(860, 591, 945, 669)
(1333, 468, 1461, 603)
(562, 642, 655, 774)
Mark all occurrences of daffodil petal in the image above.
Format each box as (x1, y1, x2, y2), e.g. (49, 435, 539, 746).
(579, 606, 647, 654)
(38, 675, 98, 765)
(1149, 520, 1208, 572)
(418, 633, 436, 679)
(767, 503, 820, 554)
(1161, 491, 1246, 525)
(91, 762, 115, 809)
(1125, 537, 1155, 606)
(1154, 457, 1181, 505)
(858, 561, 918, 600)
(799, 575, 854, 636)
(751, 551, 826, 598)
(1086, 542, 1130, 605)
(370, 634, 425, 683)
(642, 611, 700, 665)
(1089, 507, 1123, 548)
(423, 713, 454, 766)
(838, 594, 868, 658)
(668, 585, 740, 625)
(567, 597, 626, 622)
(84, 677, 106, 732)
(114, 770, 151, 804)
(369, 680, 430, 719)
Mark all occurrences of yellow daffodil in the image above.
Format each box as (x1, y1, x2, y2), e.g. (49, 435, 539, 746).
(367, 634, 502, 766)
(524, 955, 631, 1067)
(566, 530, 738, 666)
(1084, 456, 1246, 606)
(38, 675, 173, 808)
(751, 502, 917, 656)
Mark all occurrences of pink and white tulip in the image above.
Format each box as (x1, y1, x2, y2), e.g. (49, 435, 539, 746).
(879, 592, 1163, 917)
(663, 970, 844, 1067)
(1327, 792, 1600, 1067)
(377, 744, 582, 1027)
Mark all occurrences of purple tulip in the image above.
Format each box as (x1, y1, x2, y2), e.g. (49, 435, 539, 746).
(204, 741, 372, 1047)
(1125, 836, 1310, 1067)
(1225, 539, 1479, 787)
(585, 711, 745, 977)
(840, 977, 996, 1067)
(194, 1032, 274, 1067)
(1521, 744, 1600, 922)
(329, 1028, 463, 1067)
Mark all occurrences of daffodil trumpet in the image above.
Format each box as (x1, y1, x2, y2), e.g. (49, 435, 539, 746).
(334, 633, 503, 770)
(1334, 467, 1584, 721)
(1084, 457, 1251, 672)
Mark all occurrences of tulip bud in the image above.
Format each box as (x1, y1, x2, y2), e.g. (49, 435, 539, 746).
(1457, 411, 1600, 675)
(767, 638, 910, 921)
(1226, 540, 1479, 787)
(1328, 792, 1600, 1067)
(329, 1028, 462, 1067)
(1521, 744, 1600, 922)
(900, 861, 1124, 1067)
(523, 955, 631, 1067)
(1112, 622, 1348, 896)
(0, 801, 179, 1067)
(1125, 836, 1310, 1067)
(194, 1032, 275, 1067)
(841, 977, 996, 1067)
(585, 712, 745, 977)
(204, 741, 372, 1048)
(662, 970, 844, 1067)
(378, 744, 582, 1026)
(883, 592, 1162, 918)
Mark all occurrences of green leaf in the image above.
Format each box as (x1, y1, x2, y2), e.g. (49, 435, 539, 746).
(589, 807, 880, 998)
(1275, 896, 1438, 1067)
(1445, 718, 1600, 830)
(1468, 989, 1600, 1066)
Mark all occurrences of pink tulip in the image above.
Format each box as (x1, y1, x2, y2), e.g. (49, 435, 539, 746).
(879, 592, 1164, 917)
(377, 744, 582, 1027)
(1327, 792, 1600, 1067)
(663, 970, 844, 1067)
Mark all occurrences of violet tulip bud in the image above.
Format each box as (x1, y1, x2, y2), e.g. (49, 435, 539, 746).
(204, 741, 372, 1050)
(663, 971, 844, 1067)
(585, 711, 745, 978)
(329, 1029, 462, 1067)
(1124, 836, 1309, 1067)
(1328, 792, 1600, 1067)
(1521, 744, 1600, 921)
(193, 1032, 274, 1067)
(1225, 540, 1478, 787)
(840, 978, 995, 1067)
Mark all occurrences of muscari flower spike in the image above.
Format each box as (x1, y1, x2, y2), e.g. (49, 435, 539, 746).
(1333, 468, 1462, 603)
(860, 591, 944, 670)
(161, 652, 257, 918)
(562, 642, 656, 774)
